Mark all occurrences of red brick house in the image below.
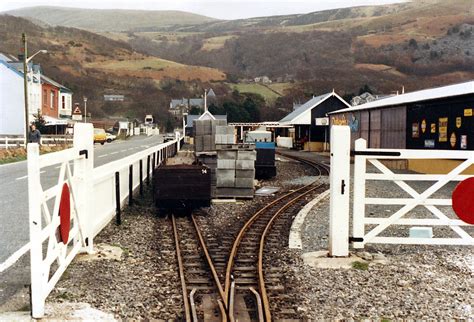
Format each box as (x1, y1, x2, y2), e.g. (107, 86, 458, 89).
(41, 75, 61, 118)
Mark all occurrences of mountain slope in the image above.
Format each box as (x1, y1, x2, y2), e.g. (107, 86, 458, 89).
(5, 6, 218, 32)
(0, 15, 225, 124)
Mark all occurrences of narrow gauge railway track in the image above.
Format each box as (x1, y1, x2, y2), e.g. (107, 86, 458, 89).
(223, 154, 330, 321)
(172, 153, 329, 321)
(171, 214, 228, 321)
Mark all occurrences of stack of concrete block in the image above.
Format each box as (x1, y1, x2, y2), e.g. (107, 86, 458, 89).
(194, 119, 227, 153)
(215, 149, 256, 198)
(215, 126, 235, 145)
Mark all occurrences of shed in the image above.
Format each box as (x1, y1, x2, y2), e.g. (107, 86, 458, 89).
(328, 80, 474, 173)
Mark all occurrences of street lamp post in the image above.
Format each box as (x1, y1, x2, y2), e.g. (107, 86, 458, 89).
(83, 97, 88, 123)
(22, 33, 47, 145)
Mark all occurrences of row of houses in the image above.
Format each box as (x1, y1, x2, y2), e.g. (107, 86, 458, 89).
(0, 53, 73, 135)
(169, 89, 216, 119)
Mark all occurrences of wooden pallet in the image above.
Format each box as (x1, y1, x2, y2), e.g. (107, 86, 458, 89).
(215, 143, 255, 151)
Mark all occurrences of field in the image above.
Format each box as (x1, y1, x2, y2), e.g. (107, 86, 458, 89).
(85, 57, 226, 82)
(354, 63, 405, 77)
(202, 35, 237, 51)
(266, 83, 294, 95)
(229, 83, 294, 102)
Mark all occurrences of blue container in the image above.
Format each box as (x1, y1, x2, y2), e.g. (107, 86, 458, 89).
(255, 142, 275, 149)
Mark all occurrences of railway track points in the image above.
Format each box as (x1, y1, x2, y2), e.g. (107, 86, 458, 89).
(171, 152, 330, 321)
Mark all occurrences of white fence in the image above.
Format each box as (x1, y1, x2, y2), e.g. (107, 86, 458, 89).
(0, 135, 73, 148)
(329, 126, 474, 256)
(28, 123, 180, 318)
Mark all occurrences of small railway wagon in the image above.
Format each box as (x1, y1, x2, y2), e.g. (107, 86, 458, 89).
(154, 164, 211, 213)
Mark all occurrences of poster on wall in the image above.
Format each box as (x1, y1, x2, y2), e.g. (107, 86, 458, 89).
(424, 139, 435, 148)
(456, 117, 462, 128)
(430, 123, 436, 133)
(412, 122, 419, 138)
(460, 135, 467, 149)
(438, 117, 448, 142)
(421, 119, 427, 133)
(464, 108, 473, 117)
(450, 132, 457, 148)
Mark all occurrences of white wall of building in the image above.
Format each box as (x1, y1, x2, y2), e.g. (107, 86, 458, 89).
(59, 92, 72, 118)
(0, 63, 25, 135)
(28, 68, 42, 120)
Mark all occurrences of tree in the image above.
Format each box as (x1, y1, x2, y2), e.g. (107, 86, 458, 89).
(165, 117, 175, 133)
(32, 111, 47, 133)
(358, 84, 373, 95)
(189, 106, 203, 115)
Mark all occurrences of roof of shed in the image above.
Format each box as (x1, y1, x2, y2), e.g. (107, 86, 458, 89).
(329, 81, 474, 115)
(279, 91, 350, 125)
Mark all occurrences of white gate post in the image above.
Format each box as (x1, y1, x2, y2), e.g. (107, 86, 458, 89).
(329, 126, 351, 257)
(352, 138, 367, 248)
(73, 123, 94, 253)
(28, 143, 44, 318)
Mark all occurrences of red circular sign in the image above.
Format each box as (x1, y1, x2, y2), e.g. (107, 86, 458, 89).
(452, 177, 474, 225)
(59, 183, 71, 244)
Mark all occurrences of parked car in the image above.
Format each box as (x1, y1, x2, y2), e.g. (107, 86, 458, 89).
(93, 128, 107, 145)
(106, 133, 117, 143)
(164, 133, 175, 142)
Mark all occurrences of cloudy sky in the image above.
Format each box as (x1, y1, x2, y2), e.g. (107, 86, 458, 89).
(1, 0, 406, 20)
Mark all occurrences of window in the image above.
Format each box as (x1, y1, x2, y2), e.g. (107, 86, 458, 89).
(62, 95, 65, 109)
(50, 91, 55, 109)
(43, 89, 47, 105)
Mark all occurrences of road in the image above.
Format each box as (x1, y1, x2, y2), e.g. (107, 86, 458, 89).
(0, 134, 163, 308)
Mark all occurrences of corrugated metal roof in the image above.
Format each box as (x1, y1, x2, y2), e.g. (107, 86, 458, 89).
(329, 81, 474, 115)
(279, 92, 350, 125)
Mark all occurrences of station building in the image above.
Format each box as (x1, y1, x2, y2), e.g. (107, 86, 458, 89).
(328, 80, 474, 173)
(279, 91, 351, 151)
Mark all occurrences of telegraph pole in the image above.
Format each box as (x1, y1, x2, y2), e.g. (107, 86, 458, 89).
(84, 97, 88, 123)
(22, 33, 29, 145)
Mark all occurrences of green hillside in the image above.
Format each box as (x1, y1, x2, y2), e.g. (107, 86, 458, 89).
(5, 6, 218, 32)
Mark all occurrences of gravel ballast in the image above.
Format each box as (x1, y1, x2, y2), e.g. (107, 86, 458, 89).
(45, 151, 473, 320)
(297, 159, 473, 320)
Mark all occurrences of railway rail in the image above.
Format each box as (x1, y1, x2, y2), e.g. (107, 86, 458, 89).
(171, 152, 330, 321)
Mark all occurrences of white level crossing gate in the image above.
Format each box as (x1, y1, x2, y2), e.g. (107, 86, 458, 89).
(26, 124, 182, 318)
(28, 124, 93, 318)
(329, 126, 474, 257)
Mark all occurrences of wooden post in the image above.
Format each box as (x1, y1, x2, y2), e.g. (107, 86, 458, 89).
(28, 143, 43, 318)
(139, 159, 143, 196)
(147, 155, 150, 186)
(329, 126, 351, 257)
